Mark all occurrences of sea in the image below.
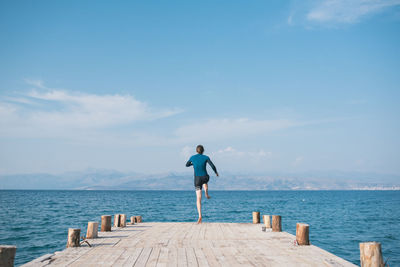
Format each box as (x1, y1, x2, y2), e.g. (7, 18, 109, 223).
(0, 190, 399, 266)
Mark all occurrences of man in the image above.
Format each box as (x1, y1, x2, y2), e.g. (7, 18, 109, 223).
(186, 145, 219, 224)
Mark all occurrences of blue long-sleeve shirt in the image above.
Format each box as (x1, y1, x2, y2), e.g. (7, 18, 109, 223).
(186, 154, 218, 176)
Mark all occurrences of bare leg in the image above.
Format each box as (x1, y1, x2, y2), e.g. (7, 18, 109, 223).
(196, 189, 202, 224)
(204, 183, 211, 199)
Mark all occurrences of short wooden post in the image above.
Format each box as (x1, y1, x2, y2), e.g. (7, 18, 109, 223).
(296, 223, 309, 245)
(114, 214, 121, 227)
(86, 222, 98, 239)
(120, 214, 127, 227)
(262, 215, 271, 228)
(0, 245, 16, 267)
(101, 215, 111, 232)
(130, 216, 135, 225)
(252, 212, 260, 224)
(272, 215, 282, 232)
(360, 242, 384, 267)
(66, 228, 80, 248)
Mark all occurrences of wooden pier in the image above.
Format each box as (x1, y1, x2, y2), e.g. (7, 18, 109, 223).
(22, 222, 357, 267)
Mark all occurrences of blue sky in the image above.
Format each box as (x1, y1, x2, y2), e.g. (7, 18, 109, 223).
(0, 0, 399, 175)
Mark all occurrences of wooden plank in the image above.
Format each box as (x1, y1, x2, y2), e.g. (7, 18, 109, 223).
(194, 247, 209, 267)
(190, 223, 202, 241)
(219, 223, 229, 240)
(186, 247, 198, 267)
(113, 248, 143, 267)
(177, 247, 188, 267)
(134, 247, 152, 266)
(183, 223, 196, 240)
(210, 246, 230, 267)
(146, 247, 160, 267)
(67, 247, 114, 266)
(175, 223, 191, 247)
(102, 249, 126, 267)
(168, 246, 178, 267)
(215, 224, 225, 240)
(198, 223, 206, 240)
(201, 246, 220, 267)
(156, 247, 169, 267)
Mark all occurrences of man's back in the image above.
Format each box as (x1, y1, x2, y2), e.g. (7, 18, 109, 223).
(187, 154, 216, 177)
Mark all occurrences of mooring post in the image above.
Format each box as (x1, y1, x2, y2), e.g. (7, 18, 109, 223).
(360, 242, 384, 267)
(134, 216, 142, 223)
(120, 214, 127, 227)
(66, 228, 81, 248)
(86, 222, 98, 239)
(114, 214, 121, 227)
(252, 212, 260, 224)
(262, 215, 271, 228)
(0, 245, 16, 267)
(130, 216, 135, 225)
(296, 223, 310, 245)
(101, 215, 111, 232)
(272, 215, 282, 232)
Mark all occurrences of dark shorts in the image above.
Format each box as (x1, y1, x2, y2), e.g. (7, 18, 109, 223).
(194, 175, 209, 190)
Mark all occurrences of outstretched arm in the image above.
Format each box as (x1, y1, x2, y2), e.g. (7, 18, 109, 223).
(186, 160, 193, 167)
(207, 159, 219, 176)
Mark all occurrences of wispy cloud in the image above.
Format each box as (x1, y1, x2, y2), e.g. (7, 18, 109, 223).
(213, 146, 272, 159)
(25, 78, 46, 89)
(307, 0, 400, 24)
(1, 81, 333, 151)
(174, 118, 304, 143)
(0, 81, 182, 137)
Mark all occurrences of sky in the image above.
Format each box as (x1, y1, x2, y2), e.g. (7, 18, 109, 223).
(0, 0, 399, 175)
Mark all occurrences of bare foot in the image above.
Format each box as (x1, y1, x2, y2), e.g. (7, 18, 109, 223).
(197, 217, 202, 224)
(205, 193, 211, 199)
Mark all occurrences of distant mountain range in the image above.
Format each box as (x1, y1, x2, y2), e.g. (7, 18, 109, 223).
(0, 169, 399, 190)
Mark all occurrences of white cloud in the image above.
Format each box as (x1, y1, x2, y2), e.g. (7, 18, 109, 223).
(27, 90, 181, 126)
(174, 118, 303, 143)
(307, 0, 400, 23)
(25, 78, 46, 89)
(0, 84, 182, 138)
(213, 146, 272, 159)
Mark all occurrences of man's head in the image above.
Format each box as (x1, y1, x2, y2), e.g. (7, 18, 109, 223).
(196, 145, 204, 154)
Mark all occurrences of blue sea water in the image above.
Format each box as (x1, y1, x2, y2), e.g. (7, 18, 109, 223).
(0, 190, 399, 266)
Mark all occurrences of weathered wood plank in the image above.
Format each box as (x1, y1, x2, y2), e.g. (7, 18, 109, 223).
(113, 248, 143, 267)
(167, 246, 178, 267)
(194, 247, 209, 267)
(146, 247, 160, 267)
(156, 247, 169, 267)
(201, 246, 220, 267)
(177, 247, 188, 267)
(134, 247, 152, 267)
(186, 247, 198, 267)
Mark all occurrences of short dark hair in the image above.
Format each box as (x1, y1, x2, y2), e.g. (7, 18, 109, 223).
(196, 145, 204, 154)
